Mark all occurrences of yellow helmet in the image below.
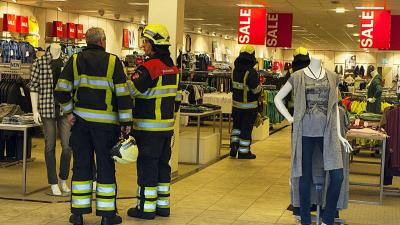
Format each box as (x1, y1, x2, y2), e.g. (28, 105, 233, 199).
(111, 136, 138, 164)
(293, 47, 308, 57)
(142, 24, 171, 46)
(240, 44, 255, 55)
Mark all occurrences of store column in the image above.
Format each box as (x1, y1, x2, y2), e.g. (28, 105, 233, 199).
(148, 0, 185, 176)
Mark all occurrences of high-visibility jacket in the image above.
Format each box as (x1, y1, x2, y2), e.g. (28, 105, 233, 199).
(128, 58, 181, 132)
(54, 45, 133, 126)
(231, 67, 261, 110)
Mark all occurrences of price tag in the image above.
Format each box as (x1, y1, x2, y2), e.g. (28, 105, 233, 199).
(10, 49, 14, 56)
(20, 87, 25, 96)
(10, 60, 22, 70)
(26, 51, 30, 57)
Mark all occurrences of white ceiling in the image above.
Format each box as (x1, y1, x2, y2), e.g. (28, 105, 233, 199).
(10, 0, 400, 50)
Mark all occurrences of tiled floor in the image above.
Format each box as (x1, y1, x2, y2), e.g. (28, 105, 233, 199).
(1, 126, 400, 224)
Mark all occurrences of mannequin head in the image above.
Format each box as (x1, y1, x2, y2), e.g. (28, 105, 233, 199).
(49, 43, 61, 59)
(85, 27, 107, 49)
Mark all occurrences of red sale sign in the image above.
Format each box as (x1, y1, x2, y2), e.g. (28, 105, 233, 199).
(266, 13, 292, 48)
(53, 21, 64, 37)
(360, 10, 391, 48)
(66, 22, 76, 39)
(3, 14, 17, 32)
(238, 8, 267, 45)
(16, 16, 29, 34)
(76, 24, 84, 39)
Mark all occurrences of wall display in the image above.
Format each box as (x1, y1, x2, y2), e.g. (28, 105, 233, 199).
(360, 10, 391, 49)
(2, 14, 17, 32)
(52, 21, 64, 37)
(238, 7, 267, 45)
(266, 13, 293, 48)
(16, 16, 29, 34)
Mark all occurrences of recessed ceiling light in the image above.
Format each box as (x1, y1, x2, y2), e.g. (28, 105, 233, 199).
(236, 4, 264, 8)
(128, 2, 149, 6)
(346, 24, 356, 28)
(293, 30, 308, 32)
(57, 7, 63, 12)
(184, 18, 205, 21)
(353, 33, 360, 37)
(355, 6, 384, 10)
(201, 24, 222, 26)
(292, 25, 301, 28)
(335, 7, 346, 13)
(12, 0, 17, 3)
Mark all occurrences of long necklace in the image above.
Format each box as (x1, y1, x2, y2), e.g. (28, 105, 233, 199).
(308, 66, 322, 80)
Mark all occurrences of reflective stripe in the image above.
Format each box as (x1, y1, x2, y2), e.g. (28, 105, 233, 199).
(56, 79, 73, 91)
(157, 199, 170, 206)
(115, 84, 130, 96)
(231, 137, 239, 142)
(252, 85, 262, 94)
(96, 200, 115, 209)
(175, 92, 182, 101)
(144, 189, 157, 198)
(157, 185, 170, 193)
(97, 186, 116, 195)
(232, 82, 249, 90)
(75, 76, 113, 89)
(127, 80, 141, 96)
(239, 147, 250, 153)
(72, 182, 92, 193)
(243, 71, 249, 103)
(106, 55, 116, 79)
(133, 121, 174, 129)
(233, 101, 257, 109)
(141, 88, 177, 97)
(143, 202, 156, 212)
(118, 112, 132, 121)
(72, 198, 91, 206)
(232, 129, 241, 135)
(240, 139, 251, 146)
(73, 54, 78, 81)
(62, 101, 73, 113)
(74, 110, 117, 121)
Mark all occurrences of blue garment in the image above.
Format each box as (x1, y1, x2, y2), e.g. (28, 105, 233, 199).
(1, 40, 11, 63)
(9, 41, 20, 61)
(19, 42, 35, 63)
(299, 136, 344, 225)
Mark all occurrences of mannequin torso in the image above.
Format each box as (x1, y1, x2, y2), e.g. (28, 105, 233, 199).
(304, 57, 325, 80)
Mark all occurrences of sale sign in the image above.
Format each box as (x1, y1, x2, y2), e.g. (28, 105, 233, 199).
(266, 13, 292, 48)
(3, 14, 17, 32)
(76, 24, 84, 39)
(16, 16, 29, 34)
(53, 21, 64, 37)
(238, 8, 267, 45)
(360, 10, 391, 48)
(66, 22, 76, 38)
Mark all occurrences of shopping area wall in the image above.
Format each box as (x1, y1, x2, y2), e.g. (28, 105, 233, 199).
(283, 49, 400, 87)
(0, 2, 139, 57)
(183, 33, 284, 65)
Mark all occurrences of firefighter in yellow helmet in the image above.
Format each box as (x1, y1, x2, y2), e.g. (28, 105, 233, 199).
(230, 44, 262, 159)
(126, 24, 181, 220)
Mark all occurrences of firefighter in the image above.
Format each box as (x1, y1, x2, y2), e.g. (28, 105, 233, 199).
(126, 24, 181, 220)
(55, 27, 133, 225)
(230, 45, 262, 159)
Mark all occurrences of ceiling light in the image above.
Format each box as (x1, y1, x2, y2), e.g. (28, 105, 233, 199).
(292, 25, 301, 28)
(335, 7, 346, 13)
(128, 2, 149, 6)
(57, 7, 63, 12)
(12, 0, 17, 3)
(353, 33, 360, 37)
(355, 6, 384, 10)
(293, 30, 308, 32)
(184, 18, 205, 21)
(212, 32, 216, 36)
(43, 0, 67, 2)
(201, 24, 222, 26)
(346, 24, 356, 28)
(236, 4, 264, 8)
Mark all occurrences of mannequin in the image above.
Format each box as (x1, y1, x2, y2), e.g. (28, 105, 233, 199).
(30, 43, 72, 196)
(274, 56, 352, 225)
(366, 68, 382, 114)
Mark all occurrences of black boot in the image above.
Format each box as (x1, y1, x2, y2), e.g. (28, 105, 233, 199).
(69, 214, 83, 225)
(229, 143, 239, 157)
(156, 208, 170, 217)
(238, 151, 256, 159)
(127, 207, 156, 220)
(101, 215, 122, 225)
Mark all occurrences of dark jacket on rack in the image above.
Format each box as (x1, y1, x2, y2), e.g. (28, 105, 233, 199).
(366, 73, 382, 114)
(54, 44, 133, 126)
(127, 49, 182, 135)
(231, 53, 261, 110)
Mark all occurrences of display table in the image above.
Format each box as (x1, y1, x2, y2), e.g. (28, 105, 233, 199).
(346, 128, 388, 205)
(180, 110, 223, 164)
(203, 93, 232, 114)
(0, 123, 41, 195)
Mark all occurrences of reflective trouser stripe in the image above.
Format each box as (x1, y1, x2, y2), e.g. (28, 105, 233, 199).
(157, 183, 170, 194)
(231, 136, 239, 143)
(240, 139, 251, 146)
(72, 195, 92, 208)
(157, 183, 170, 208)
(157, 197, 170, 208)
(143, 201, 157, 213)
(62, 101, 74, 114)
(72, 181, 92, 194)
(233, 101, 258, 109)
(144, 188, 157, 198)
(252, 85, 262, 94)
(97, 183, 116, 197)
(239, 147, 250, 153)
(96, 198, 115, 211)
(231, 129, 241, 135)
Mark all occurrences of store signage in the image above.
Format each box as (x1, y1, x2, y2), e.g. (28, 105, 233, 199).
(238, 8, 267, 45)
(3, 14, 17, 32)
(53, 21, 64, 37)
(76, 24, 84, 39)
(380, 15, 400, 50)
(123, 29, 137, 49)
(10, 60, 21, 70)
(266, 13, 293, 48)
(16, 16, 29, 34)
(360, 10, 391, 48)
(66, 22, 76, 39)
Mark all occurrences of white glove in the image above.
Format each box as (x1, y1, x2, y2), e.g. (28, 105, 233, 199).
(367, 98, 376, 103)
(33, 111, 42, 124)
(339, 136, 353, 153)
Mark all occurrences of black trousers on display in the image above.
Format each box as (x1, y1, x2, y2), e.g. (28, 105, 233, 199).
(69, 119, 120, 217)
(231, 108, 257, 153)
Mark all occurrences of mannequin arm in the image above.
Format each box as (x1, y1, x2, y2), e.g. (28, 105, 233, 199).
(274, 82, 294, 123)
(30, 92, 42, 124)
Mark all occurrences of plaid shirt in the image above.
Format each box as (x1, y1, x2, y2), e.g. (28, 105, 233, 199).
(29, 51, 67, 118)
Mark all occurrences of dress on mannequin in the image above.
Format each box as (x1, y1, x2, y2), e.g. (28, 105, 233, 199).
(366, 70, 382, 114)
(29, 43, 72, 196)
(274, 57, 352, 225)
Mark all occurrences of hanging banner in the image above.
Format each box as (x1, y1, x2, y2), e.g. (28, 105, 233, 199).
(76, 24, 84, 39)
(3, 14, 17, 32)
(360, 10, 391, 49)
(123, 29, 129, 48)
(66, 22, 76, 39)
(380, 15, 400, 50)
(123, 29, 137, 49)
(238, 8, 267, 45)
(266, 13, 292, 48)
(16, 16, 29, 34)
(52, 21, 64, 37)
